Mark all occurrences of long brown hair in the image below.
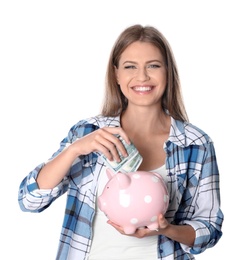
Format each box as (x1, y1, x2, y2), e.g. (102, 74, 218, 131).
(101, 24, 188, 122)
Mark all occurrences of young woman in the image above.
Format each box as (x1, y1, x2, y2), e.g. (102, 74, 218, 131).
(18, 24, 224, 259)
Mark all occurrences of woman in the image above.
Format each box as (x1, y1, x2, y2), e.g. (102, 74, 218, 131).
(18, 24, 224, 259)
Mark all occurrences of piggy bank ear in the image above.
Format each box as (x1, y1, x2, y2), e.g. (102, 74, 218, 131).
(106, 168, 115, 179)
(116, 172, 131, 189)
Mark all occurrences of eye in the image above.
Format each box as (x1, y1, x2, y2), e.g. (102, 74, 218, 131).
(148, 64, 161, 68)
(124, 65, 136, 69)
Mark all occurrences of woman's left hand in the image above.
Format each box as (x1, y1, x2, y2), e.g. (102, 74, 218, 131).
(107, 214, 169, 238)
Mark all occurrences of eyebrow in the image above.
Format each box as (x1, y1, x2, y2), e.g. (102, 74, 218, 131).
(122, 59, 163, 65)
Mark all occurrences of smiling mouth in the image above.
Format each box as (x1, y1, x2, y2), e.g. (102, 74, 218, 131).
(132, 86, 154, 92)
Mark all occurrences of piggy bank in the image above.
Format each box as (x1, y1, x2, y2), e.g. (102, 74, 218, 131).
(98, 169, 169, 234)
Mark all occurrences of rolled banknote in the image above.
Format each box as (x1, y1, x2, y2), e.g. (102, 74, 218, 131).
(101, 135, 143, 173)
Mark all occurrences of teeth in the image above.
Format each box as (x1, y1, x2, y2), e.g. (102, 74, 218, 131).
(133, 86, 152, 91)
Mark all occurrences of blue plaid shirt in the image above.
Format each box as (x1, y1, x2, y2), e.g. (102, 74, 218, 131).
(18, 115, 223, 260)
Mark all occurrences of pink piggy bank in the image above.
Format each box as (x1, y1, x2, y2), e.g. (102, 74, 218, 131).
(98, 169, 169, 234)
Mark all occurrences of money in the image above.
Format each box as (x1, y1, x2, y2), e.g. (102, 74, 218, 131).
(118, 151, 143, 173)
(101, 136, 143, 173)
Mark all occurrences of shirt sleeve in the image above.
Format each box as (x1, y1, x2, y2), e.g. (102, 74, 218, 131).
(181, 142, 224, 254)
(18, 162, 69, 213)
(18, 122, 80, 213)
(17, 120, 100, 213)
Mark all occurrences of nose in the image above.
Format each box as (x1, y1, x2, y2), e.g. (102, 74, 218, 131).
(137, 68, 150, 81)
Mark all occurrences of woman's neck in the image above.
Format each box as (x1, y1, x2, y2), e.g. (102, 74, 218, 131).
(121, 106, 170, 137)
(120, 105, 171, 171)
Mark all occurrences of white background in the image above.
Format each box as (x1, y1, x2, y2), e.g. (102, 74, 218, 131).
(0, 1, 248, 259)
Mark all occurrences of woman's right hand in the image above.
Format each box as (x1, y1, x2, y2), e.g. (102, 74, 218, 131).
(71, 127, 130, 162)
(37, 127, 130, 189)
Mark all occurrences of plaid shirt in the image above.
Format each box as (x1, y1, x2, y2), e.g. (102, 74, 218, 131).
(18, 115, 223, 260)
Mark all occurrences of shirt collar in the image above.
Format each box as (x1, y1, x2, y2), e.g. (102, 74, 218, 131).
(108, 115, 195, 148)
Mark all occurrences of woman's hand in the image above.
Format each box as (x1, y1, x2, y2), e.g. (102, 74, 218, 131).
(37, 127, 130, 189)
(72, 127, 130, 162)
(107, 214, 169, 238)
(107, 213, 195, 246)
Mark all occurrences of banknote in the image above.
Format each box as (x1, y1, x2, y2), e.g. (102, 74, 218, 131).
(117, 151, 143, 173)
(101, 135, 143, 173)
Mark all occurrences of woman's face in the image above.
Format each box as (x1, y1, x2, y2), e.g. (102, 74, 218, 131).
(115, 41, 167, 109)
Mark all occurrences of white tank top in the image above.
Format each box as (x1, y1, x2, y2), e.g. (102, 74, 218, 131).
(88, 165, 167, 260)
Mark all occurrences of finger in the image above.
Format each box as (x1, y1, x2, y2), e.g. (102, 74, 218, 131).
(158, 214, 168, 229)
(94, 134, 120, 161)
(104, 127, 131, 146)
(93, 142, 115, 161)
(107, 220, 125, 234)
(98, 129, 129, 160)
